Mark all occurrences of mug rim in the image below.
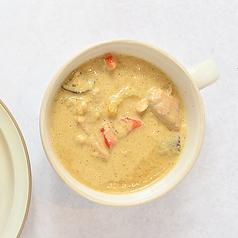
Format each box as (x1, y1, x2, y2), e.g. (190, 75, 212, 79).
(40, 39, 205, 206)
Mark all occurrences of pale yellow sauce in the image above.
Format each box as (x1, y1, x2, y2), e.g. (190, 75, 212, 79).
(49, 54, 187, 194)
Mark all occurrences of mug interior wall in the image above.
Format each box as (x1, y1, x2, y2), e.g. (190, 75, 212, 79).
(40, 40, 204, 206)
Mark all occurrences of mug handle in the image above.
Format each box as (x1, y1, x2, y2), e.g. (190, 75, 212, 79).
(187, 59, 219, 90)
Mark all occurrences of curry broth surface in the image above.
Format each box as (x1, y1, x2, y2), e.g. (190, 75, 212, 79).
(49, 53, 187, 194)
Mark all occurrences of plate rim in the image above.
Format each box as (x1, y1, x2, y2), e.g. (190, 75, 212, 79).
(0, 100, 32, 237)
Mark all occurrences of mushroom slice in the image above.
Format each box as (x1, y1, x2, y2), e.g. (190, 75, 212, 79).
(62, 72, 95, 94)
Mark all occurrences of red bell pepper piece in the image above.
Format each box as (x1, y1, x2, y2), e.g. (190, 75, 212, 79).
(105, 55, 116, 69)
(121, 117, 142, 133)
(100, 122, 117, 149)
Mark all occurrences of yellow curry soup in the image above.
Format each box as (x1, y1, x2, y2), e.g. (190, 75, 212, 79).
(49, 53, 187, 194)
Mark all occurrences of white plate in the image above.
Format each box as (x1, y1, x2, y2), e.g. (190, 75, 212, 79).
(0, 100, 31, 238)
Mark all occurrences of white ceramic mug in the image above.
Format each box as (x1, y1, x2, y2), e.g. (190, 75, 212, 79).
(40, 40, 219, 206)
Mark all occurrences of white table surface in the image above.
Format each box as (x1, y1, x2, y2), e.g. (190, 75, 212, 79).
(1, 0, 237, 237)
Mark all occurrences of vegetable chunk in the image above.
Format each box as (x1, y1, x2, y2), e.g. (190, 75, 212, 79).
(108, 86, 140, 116)
(62, 71, 95, 94)
(105, 55, 116, 69)
(121, 117, 142, 134)
(100, 122, 117, 149)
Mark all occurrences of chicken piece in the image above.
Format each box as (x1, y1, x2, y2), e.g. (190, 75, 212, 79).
(147, 87, 181, 130)
(79, 121, 109, 160)
(68, 97, 88, 116)
(90, 137, 109, 160)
